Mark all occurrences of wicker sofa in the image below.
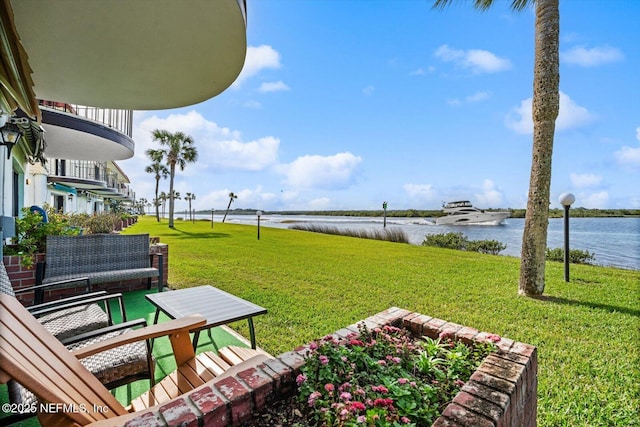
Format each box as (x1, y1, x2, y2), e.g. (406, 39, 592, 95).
(35, 233, 164, 303)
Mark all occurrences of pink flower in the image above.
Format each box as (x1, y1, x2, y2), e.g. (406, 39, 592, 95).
(350, 401, 366, 412)
(309, 342, 318, 350)
(340, 392, 352, 401)
(377, 360, 387, 366)
(357, 415, 367, 423)
(308, 391, 322, 407)
(296, 374, 307, 386)
(325, 383, 335, 393)
(401, 416, 411, 424)
(371, 385, 389, 394)
(350, 339, 365, 346)
(398, 378, 408, 385)
(319, 355, 329, 365)
(487, 334, 501, 343)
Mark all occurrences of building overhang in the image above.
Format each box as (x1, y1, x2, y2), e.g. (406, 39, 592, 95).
(40, 107, 134, 160)
(8, 0, 247, 111)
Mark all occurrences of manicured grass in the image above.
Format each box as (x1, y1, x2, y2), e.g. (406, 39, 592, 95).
(126, 216, 640, 426)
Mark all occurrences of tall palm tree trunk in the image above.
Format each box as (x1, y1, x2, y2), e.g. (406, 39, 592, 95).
(154, 178, 161, 222)
(519, 0, 559, 296)
(168, 164, 176, 228)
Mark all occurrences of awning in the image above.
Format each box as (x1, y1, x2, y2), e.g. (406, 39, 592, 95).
(52, 183, 76, 195)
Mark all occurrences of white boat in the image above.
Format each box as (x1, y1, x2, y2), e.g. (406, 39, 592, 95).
(435, 201, 510, 226)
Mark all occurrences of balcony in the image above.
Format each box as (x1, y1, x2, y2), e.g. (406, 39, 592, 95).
(38, 101, 135, 161)
(48, 159, 134, 202)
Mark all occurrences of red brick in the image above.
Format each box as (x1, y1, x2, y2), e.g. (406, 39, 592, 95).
(277, 350, 306, 371)
(432, 416, 465, 426)
(405, 313, 432, 336)
(453, 390, 503, 422)
(236, 367, 274, 408)
(455, 326, 480, 345)
(462, 380, 510, 412)
(422, 318, 447, 338)
(441, 403, 495, 427)
(123, 411, 165, 427)
(213, 376, 252, 425)
(159, 397, 199, 427)
(470, 370, 516, 396)
(189, 386, 229, 427)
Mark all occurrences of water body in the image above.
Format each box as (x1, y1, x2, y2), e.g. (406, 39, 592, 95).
(205, 214, 639, 271)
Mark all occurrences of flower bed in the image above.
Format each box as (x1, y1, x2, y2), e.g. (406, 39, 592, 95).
(119, 308, 537, 427)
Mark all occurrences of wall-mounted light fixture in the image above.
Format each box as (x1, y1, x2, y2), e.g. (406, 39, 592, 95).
(67, 193, 74, 201)
(0, 113, 24, 159)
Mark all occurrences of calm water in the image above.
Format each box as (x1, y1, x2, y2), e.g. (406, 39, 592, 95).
(209, 214, 639, 271)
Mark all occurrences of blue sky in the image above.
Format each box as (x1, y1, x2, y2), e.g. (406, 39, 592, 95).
(121, 0, 640, 212)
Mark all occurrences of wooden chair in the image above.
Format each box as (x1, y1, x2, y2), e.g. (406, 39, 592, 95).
(0, 293, 271, 426)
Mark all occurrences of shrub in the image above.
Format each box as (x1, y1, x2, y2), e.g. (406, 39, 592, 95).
(466, 239, 507, 255)
(5, 206, 80, 267)
(546, 247, 596, 265)
(422, 232, 468, 250)
(295, 323, 496, 426)
(422, 233, 507, 255)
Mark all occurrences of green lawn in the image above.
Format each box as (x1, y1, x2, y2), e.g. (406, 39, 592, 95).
(126, 216, 640, 426)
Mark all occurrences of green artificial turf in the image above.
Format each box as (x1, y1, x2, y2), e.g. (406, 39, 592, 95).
(123, 216, 639, 426)
(0, 289, 248, 426)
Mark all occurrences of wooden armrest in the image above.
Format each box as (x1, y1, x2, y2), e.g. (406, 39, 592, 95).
(71, 315, 206, 360)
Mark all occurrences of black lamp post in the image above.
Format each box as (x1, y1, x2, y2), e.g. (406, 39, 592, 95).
(559, 193, 575, 282)
(256, 210, 263, 240)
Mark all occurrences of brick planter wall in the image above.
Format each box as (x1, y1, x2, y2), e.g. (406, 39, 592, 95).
(3, 242, 169, 305)
(119, 307, 537, 427)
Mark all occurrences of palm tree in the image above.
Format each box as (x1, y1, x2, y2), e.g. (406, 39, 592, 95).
(136, 198, 148, 215)
(222, 192, 237, 223)
(149, 129, 198, 228)
(434, 0, 559, 296)
(158, 192, 168, 219)
(144, 154, 169, 222)
(185, 192, 196, 221)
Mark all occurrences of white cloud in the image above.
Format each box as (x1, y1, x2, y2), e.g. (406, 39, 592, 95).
(278, 152, 362, 189)
(232, 45, 282, 88)
(258, 81, 290, 93)
(614, 145, 640, 170)
(404, 183, 437, 200)
(505, 91, 594, 134)
(434, 44, 512, 74)
(243, 100, 262, 109)
(448, 91, 491, 106)
(570, 173, 602, 188)
(204, 137, 280, 171)
(636, 126, 640, 141)
(474, 179, 504, 207)
(363, 86, 375, 96)
(127, 110, 279, 181)
(578, 191, 609, 209)
(561, 45, 624, 67)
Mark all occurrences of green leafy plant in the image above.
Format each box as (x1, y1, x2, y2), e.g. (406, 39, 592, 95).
(546, 247, 596, 265)
(422, 232, 506, 255)
(295, 323, 496, 426)
(5, 206, 79, 267)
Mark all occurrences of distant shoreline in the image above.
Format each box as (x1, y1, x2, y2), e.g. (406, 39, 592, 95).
(194, 208, 640, 219)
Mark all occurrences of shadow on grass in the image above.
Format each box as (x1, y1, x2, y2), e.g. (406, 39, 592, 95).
(168, 227, 231, 239)
(534, 295, 640, 317)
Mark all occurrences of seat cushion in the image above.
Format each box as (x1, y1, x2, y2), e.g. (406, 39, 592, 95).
(37, 303, 109, 341)
(66, 329, 153, 387)
(8, 328, 152, 407)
